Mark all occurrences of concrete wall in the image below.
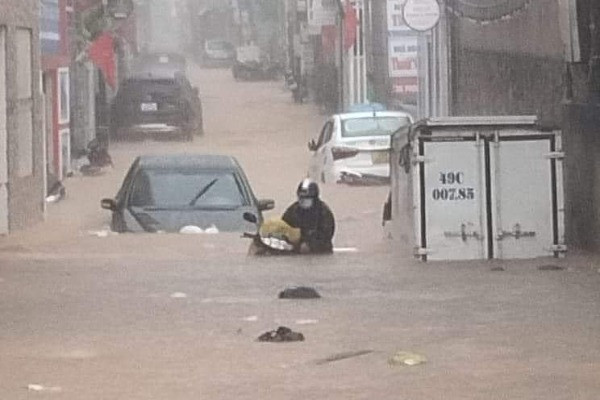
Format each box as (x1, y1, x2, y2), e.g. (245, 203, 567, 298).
(451, 0, 564, 127)
(453, 48, 564, 126)
(561, 103, 600, 251)
(0, 0, 45, 231)
(456, 0, 563, 58)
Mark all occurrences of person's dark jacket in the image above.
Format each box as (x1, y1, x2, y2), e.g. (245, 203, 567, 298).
(282, 199, 335, 253)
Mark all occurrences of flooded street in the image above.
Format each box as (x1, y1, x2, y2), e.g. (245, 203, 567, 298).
(1, 66, 600, 399)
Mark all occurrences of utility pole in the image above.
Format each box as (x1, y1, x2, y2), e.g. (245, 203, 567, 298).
(336, 0, 345, 111)
(589, 0, 600, 102)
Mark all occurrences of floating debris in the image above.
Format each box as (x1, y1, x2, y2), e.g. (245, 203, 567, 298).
(538, 265, 565, 271)
(257, 326, 304, 342)
(316, 350, 374, 365)
(278, 286, 321, 299)
(179, 225, 204, 234)
(87, 230, 113, 238)
(170, 292, 188, 299)
(389, 351, 427, 367)
(27, 384, 62, 393)
(204, 224, 219, 234)
(333, 247, 359, 253)
(295, 319, 318, 325)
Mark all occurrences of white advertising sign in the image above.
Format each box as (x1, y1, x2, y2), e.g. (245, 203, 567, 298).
(388, 36, 418, 94)
(387, 0, 411, 32)
(403, 0, 441, 32)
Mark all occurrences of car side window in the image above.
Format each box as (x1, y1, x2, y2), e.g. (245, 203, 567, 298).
(129, 170, 154, 207)
(323, 120, 334, 144)
(317, 121, 334, 148)
(116, 160, 140, 205)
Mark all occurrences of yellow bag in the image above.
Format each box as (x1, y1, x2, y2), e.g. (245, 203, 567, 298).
(259, 218, 301, 245)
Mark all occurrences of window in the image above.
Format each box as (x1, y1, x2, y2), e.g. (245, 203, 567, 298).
(58, 68, 69, 124)
(317, 121, 334, 148)
(342, 116, 411, 138)
(16, 28, 33, 177)
(129, 169, 247, 209)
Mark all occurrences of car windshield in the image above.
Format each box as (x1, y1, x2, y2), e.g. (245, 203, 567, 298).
(341, 116, 410, 138)
(129, 169, 247, 209)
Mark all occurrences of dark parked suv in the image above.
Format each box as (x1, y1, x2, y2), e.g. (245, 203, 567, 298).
(110, 72, 203, 141)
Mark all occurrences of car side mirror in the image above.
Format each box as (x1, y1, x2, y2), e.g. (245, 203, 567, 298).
(308, 139, 318, 151)
(101, 198, 117, 211)
(243, 212, 258, 224)
(257, 199, 275, 211)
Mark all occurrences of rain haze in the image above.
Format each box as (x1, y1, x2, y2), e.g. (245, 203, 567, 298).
(0, 0, 600, 398)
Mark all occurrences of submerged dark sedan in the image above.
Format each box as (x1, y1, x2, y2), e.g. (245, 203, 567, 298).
(101, 154, 274, 233)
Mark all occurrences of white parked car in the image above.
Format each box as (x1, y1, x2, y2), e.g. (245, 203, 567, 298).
(308, 111, 413, 184)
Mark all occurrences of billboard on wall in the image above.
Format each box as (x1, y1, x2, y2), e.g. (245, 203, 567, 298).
(40, 0, 60, 54)
(387, 0, 418, 100)
(388, 36, 418, 95)
(387, 0, 411, 33)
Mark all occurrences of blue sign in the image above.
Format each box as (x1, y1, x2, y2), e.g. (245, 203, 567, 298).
(40, 0, 60, 54)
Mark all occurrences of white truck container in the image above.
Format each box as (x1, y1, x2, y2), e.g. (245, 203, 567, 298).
(389, 116, 565, 261)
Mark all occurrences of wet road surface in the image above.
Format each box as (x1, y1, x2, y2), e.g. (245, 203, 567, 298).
(0, 65, 599, 399)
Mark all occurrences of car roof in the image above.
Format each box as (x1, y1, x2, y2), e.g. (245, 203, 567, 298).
(337, 111, 413, 121)
(129, 66, 186, 80)
(137, 154, 240, 170)
(130, 53, 187, 80)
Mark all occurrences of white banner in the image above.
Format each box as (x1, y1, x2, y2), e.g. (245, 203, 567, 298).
(388, 36, 418, 94)
(308, 0, 337, 33)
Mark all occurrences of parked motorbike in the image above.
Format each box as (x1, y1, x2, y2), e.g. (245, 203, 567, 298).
(242, 212, 298, 256)
(80, 138, 113, 176)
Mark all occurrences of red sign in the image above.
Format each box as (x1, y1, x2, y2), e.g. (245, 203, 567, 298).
(89, 33, 116, 89)
(344, 1, 358, 50)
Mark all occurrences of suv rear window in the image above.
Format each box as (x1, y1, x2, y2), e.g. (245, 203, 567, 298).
(119, 79, 181, 101)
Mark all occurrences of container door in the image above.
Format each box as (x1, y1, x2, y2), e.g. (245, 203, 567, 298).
(419, 137, 487, 260)
(0, 28, 8, 234)
(491, 137, 558, 259)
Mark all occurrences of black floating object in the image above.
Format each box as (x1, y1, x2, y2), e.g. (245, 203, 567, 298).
(491, 266, 505, 272)
(538, 264, 565, 271)
(257, 326, 305, 342)
(278, 286, 321, 299)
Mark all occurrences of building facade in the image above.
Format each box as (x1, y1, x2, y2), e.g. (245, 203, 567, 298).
(561, 0, 600, 251)
(0, 0, 46, 233)
(449, 0, 564, 127)
(421, 0, 564, 126)
(41, 0, 71, 182)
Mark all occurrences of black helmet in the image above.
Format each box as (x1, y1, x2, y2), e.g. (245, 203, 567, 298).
(297, 178, 319, 199)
